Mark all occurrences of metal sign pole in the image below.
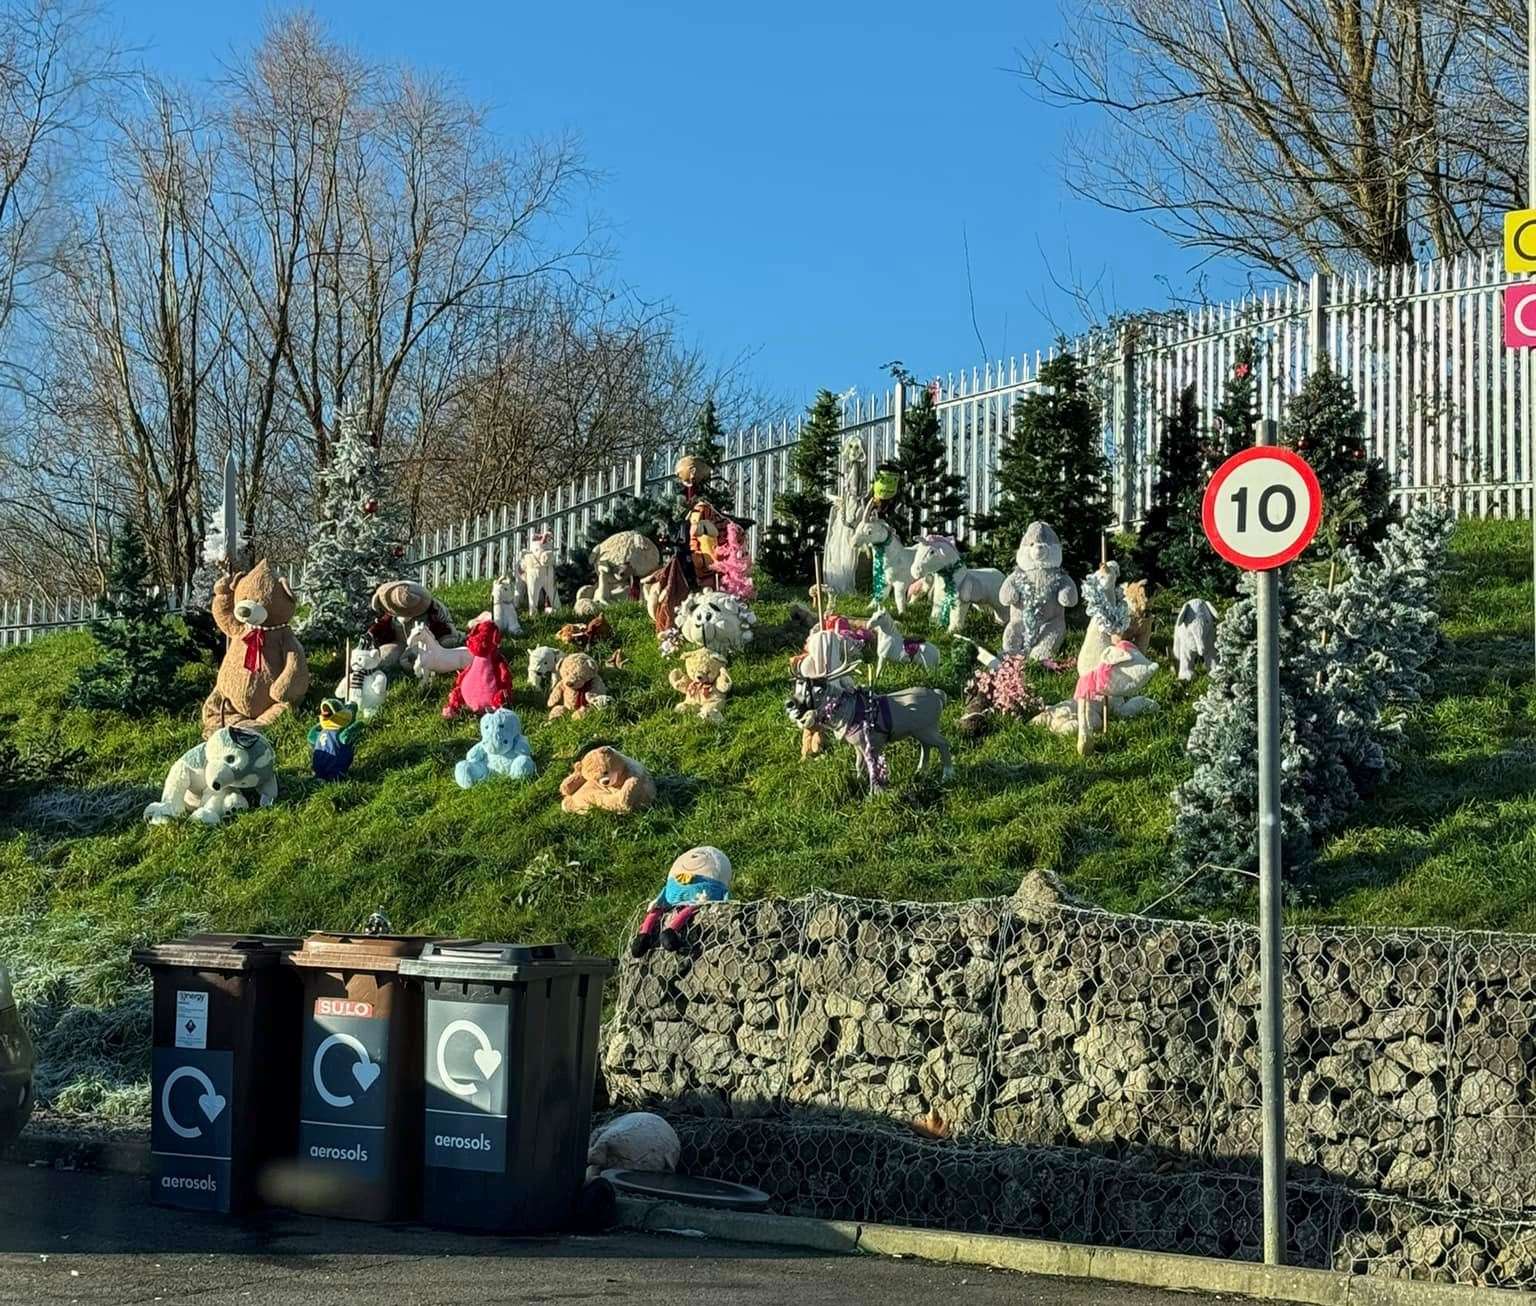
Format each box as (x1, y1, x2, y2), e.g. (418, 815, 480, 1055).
(1528, 0, 1536, 679)
(1253, 419, 1287, 1265)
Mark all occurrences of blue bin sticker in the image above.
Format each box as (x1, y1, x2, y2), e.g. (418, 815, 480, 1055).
(150, 1047, 234, 1212)
(298, 1002, 389, 1183)
(424, 998, 509, 1174)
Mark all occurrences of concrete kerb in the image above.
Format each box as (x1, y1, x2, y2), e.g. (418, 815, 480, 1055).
(615, 1197, 1527, 1306)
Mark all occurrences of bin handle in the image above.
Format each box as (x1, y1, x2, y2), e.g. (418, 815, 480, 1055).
(429, 944, 567, 964)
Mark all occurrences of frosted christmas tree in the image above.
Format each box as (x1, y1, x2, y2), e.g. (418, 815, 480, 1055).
(298, 405, 406, 649)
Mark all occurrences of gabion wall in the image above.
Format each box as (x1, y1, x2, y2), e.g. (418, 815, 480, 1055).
(602, 878, 1536, 1290)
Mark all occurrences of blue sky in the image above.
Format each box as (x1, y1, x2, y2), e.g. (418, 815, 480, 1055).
(123, 0, 1250, 409)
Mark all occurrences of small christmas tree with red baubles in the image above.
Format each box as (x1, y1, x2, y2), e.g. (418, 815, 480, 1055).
(711, 520, 756, 601)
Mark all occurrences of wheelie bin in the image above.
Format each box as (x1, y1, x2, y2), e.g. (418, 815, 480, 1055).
(282, 932, 436, 1221)
(132, 933, 303, 1214)
(398, 941, 614, 1233)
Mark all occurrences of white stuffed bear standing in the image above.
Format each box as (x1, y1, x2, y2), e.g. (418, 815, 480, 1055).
(998, 522, 1079, 662)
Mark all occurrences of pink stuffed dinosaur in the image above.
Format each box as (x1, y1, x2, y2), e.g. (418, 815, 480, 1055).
(443, 614, 514, 719)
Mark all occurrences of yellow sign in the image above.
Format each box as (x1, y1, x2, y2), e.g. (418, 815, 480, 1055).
(1506, 209, 1536, 272)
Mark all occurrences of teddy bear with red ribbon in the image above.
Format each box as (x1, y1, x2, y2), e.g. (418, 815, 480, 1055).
(201, 561, 311, 737)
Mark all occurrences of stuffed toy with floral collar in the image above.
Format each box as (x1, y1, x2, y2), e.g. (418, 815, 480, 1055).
(201, 561, 310, 737)
(668, 647, 732, 724)
(631, 846, 733, 955)
(442, 614, 514, 719)
(547, 652, 609, 720)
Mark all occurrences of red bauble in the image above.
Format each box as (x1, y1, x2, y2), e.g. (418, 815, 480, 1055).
(364, 498, 379, 515)
(391, 544, 405, 558)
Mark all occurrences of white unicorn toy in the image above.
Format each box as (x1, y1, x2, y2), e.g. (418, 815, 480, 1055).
(519, 530, 558, 616)
(406, 621, 472, 687)
(851, 516, 921, 615)
(908, 535, 1007, 634)
(865, 607, 940, 679)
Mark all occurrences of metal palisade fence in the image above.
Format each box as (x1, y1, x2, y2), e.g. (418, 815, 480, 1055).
(4, 246, 1534, 645)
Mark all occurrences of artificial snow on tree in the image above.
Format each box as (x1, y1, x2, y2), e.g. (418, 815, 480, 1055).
(69, 520, 189, 713)
(760, 389, 842, 584)
(890, 380, 966, 542)
(297, 410, 407, 650)
(1130, 384, 1216, 592)
(1172, 506, 1453, 899)
(981, 349, 1108, 579)
(1280, 357, 1395, 558)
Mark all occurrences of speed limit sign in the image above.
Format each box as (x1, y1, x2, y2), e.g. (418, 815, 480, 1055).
(1202, 446, 1323, 571)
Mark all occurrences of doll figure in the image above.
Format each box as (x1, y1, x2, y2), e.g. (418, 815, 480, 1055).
(630, 846, 733, 956)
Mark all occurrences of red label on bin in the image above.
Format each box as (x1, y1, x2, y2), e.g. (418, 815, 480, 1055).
(314, 998, 375, 1019)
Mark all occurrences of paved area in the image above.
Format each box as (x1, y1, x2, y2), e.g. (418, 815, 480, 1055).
(0, 1164, 1289, 1305)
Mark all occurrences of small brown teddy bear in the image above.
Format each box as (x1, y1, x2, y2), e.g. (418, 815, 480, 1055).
(546, 653, 610, 720)
(201, 560, 311, 738)
(668, 648, 731, 724)
(559, 745, 656, 815)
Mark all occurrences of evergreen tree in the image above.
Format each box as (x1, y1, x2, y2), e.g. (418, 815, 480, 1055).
(1172, 507, 1453, 900)
(69, 520, 189, 712)
(1130, 384, 1206, 590)
(1280, 358, 1395, 558)
(760, 389, 842, 584)
(680, 395, 734, 506)
(981, 348, 1108, 580)
(298, 409, 407, 649)
(891, 382, 966, 541)
(1211, 336, 1260, 465)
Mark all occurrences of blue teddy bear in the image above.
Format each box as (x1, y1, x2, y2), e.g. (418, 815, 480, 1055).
(454, 707, 536, 789)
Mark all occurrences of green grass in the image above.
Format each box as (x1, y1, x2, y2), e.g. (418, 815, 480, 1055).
(2, 517, 1533, 1116)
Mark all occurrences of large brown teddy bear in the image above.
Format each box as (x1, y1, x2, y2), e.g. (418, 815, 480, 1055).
(202, 561, 310, 738)
(558, 746, 656, 815)
(547, 653, 610, 720)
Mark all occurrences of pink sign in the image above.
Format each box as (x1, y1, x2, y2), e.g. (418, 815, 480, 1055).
(1504, 284, 1536, 348)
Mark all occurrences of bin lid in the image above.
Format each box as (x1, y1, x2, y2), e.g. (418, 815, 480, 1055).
(600, 1169, 770, 1211)
(131, 933, 302, 973)
(399, 940, 617, 983)
(284, 932, 440, 974)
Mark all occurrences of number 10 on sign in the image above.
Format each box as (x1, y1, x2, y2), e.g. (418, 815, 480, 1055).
(1202, 447, 1322, 571)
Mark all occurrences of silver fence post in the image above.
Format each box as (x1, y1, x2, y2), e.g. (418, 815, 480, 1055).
(1307, 271, 1325, 372)
(1117, 330, 1137, 528)
(633, 450, 645, 499)
(1253, 415, 1288, 1266)
(891, 377, 906, 459)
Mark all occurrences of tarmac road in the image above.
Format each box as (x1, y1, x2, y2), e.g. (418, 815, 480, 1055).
(0, 1165, 1296, 1306)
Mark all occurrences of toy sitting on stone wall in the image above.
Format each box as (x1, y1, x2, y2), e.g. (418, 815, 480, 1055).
(669, 648, 732, 723)
(308, 698, 360, 781)
(146, 726, 278, 825)
(443, 615, 514, 719)
(202, 561, 311, 737)
(455, 708, 536, 788)
(998, 522, 1079, 663)
(631, 846, 733, 955)
(559, 745, 656, 814)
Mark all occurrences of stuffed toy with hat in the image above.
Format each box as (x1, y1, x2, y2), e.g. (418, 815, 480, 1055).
(201, 561, 310, 737)
(631, 846, 733, 955)
(368, 579, 458, 670)
(443, 614, 515, 719)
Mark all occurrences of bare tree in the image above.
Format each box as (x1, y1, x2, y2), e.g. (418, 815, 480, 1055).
(1023, 0, 1523, 277)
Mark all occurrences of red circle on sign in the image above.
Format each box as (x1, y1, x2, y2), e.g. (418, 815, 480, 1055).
(1201, 446, 1323, 571)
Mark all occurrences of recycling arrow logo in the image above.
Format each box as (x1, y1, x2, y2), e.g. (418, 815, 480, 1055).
(436, 1019, 503, 1099)
(160, 1065, 227, 1140)
(313, 1031, 382, 1109)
